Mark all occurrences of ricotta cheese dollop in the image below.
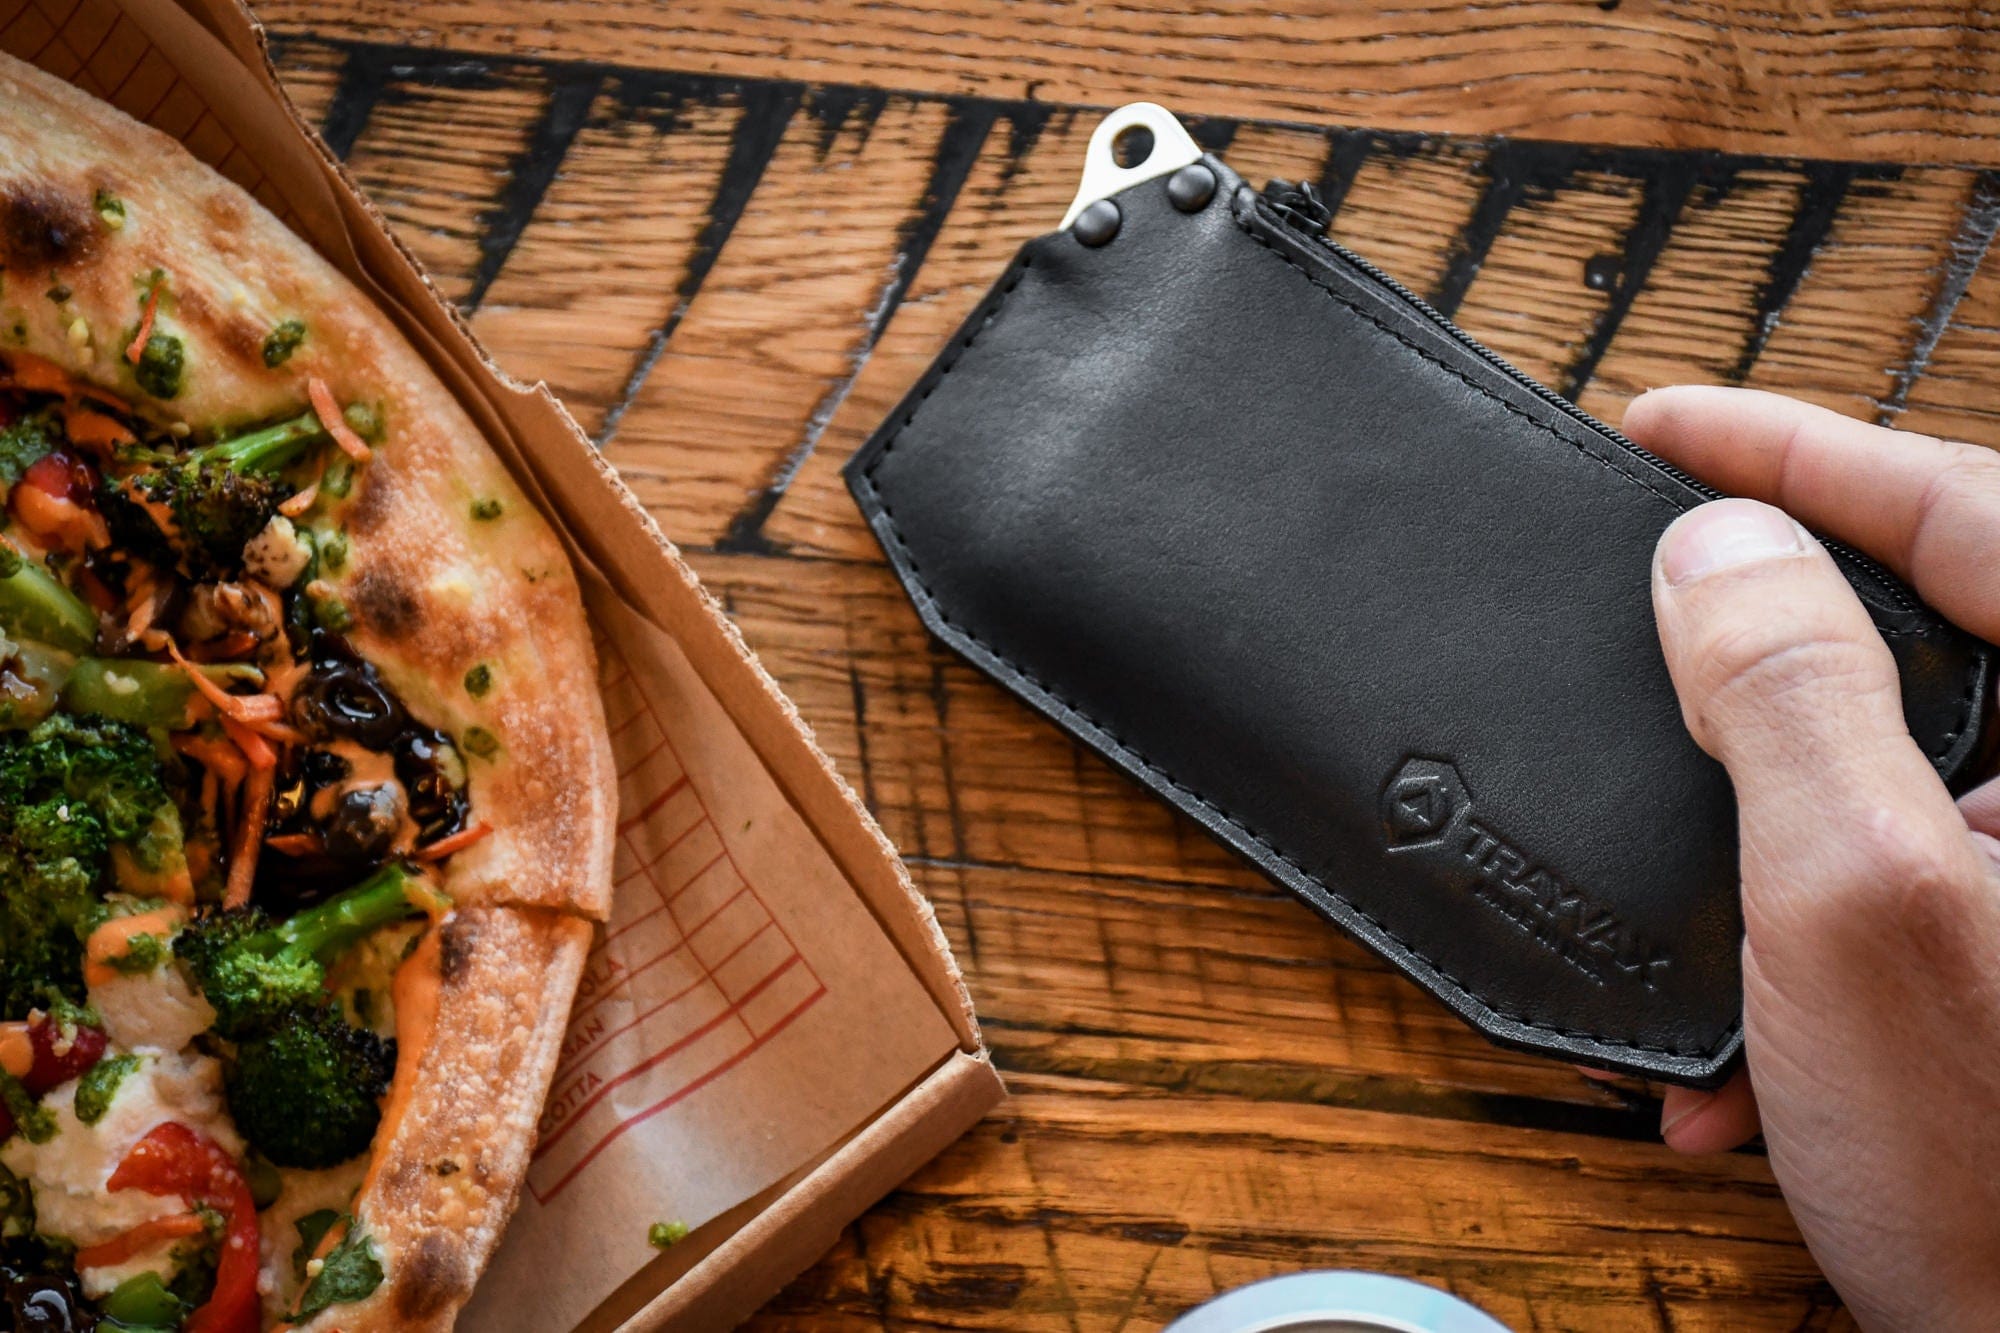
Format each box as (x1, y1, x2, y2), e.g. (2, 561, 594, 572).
(1, 1047, 243, 1262)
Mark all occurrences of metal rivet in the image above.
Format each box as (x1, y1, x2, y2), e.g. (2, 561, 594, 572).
(1167, 162, 1217, 213)
(1072, 199, 1121, 247)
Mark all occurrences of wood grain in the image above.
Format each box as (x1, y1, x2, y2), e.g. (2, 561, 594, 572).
(469, 82, 749, 437)
(257, 0, 2000, 167)
(599, 95, 957, 546)
(248, 13, 2000, 1328)
(756, 1083, 1844, 1333)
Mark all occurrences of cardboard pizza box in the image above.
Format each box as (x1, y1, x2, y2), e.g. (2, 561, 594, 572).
(0, 0, 1005, 1327)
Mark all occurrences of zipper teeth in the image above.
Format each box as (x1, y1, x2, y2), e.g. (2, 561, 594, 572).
(1254, 192, 1919, 616)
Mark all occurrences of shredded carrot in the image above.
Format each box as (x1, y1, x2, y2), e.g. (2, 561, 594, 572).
(4, 352, 79, 396)
(75, 1212, 207, 1269)
(277, 478, 319, 517)
(168, 640, 282, 726)
(123, 571, 158, 639)
(182, 631, 256, 664)
(124, 286, 161, 366)
(308, 376, 372, 461)
(264, 832, 322, 857)
(61, 404, 135, 453)
(125, 596, 157, 639)
(0, 1023, 30, 1078)
(413, 821, 492, 862)
(219, 713, 277, 771)
(173, 731, 248, 792)
(223, 760, 274, 909)
(233, 693, 283, 722)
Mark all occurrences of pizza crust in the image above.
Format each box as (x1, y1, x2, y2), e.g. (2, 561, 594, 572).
(297, 907, 596, 1333)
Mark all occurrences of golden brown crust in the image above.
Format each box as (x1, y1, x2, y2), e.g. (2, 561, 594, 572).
(0, 52, 617, 920)
(300, 908, 596, 1333)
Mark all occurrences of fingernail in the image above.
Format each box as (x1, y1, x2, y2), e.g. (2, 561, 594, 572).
(1659, 499, 1804, 587)
(1659, 1092, 1712, 1142)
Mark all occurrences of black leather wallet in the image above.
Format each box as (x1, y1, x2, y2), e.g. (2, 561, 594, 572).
(845, 131, 1996, 1085)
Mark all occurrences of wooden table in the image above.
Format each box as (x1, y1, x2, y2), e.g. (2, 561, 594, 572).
(247, 4, 2000, 1327)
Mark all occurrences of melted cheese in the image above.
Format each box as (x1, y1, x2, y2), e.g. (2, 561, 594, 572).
(1, 1049, 241, 1250)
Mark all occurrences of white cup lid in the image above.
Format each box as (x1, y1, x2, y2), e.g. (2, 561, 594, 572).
(1165, 1272, 1514, 1333)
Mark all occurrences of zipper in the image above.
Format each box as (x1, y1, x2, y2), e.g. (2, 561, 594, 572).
(1255, 179, 1921, 617)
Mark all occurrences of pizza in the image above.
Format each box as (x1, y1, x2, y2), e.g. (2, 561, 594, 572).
(0, 52, 616, 1332)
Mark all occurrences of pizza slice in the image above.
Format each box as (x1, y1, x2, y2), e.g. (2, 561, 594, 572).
(0, 51, 615, 1332)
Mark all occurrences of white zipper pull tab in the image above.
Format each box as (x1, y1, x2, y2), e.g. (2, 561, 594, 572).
(1060, 102, 1203, 230)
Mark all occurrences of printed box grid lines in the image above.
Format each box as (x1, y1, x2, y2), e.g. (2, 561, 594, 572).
(527, 650, 827, 1201)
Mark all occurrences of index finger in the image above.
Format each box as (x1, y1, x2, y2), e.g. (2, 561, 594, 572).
(1623, 385, 2000, 643)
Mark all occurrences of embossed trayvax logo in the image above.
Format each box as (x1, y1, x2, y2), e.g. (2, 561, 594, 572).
(1380, 757, 1670, 988)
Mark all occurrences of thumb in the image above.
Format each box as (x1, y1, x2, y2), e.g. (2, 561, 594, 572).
(1651, 499, 1980, 964)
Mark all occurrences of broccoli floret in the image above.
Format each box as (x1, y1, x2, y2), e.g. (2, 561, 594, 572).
(152, 465, 291, 577)
(0, 715, 181, 1017)
(0, 714, 177, 843)
(95, 475, 183, 572)
(114, 410, 324, 578)
(174, 863, 419, 1038)
(225, 1003, 395, 1168)
(0, 410, 59, 487)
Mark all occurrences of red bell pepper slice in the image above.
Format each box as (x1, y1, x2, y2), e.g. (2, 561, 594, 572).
(107, 1122, 261, 1333)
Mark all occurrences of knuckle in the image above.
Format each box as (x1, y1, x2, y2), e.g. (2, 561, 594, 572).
(1817, 809, 1991, 963)
(1908, 447, 2000, 565)
(1688, 619, 1890, 741)
(1845, 810, 1967, 906)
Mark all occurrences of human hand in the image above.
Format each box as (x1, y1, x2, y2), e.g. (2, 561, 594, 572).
(1621, 386, 2000, 1328)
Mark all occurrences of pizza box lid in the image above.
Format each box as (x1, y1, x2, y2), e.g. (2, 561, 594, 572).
(0, 1, 1004, 1327)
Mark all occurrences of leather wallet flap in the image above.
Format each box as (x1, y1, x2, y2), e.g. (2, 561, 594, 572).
(846, 153, 1995, 1085)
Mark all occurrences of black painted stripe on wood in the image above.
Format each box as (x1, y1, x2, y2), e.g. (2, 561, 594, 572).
(595, 79, 804, 445)
(463, 69, 603, 312)
(1559, 158, 1739, 401)
(1187, 116, 1239, 156)
(1879, 168, 2000, 423)
(1728, 162, 1871, 383)
(315, 42, 388, 159)
(997, 101, 1060, 189)
(715, 99, 1004, 553)
(280, 34, 1981, 424)
(1430, 139, 1587, 319)
(804, 85, 892, 159)
(1313, 127, 1375, 222)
